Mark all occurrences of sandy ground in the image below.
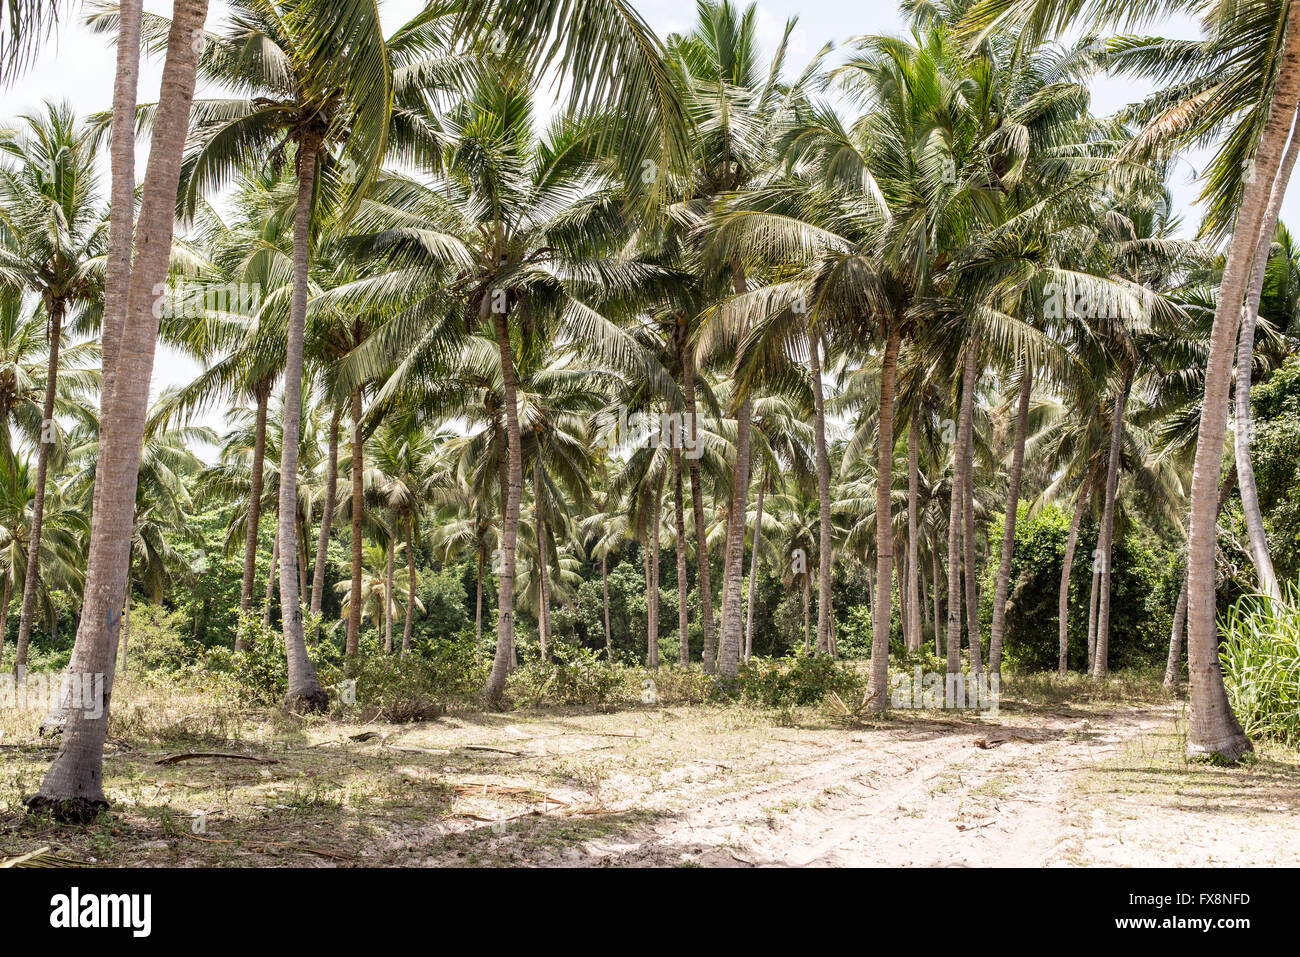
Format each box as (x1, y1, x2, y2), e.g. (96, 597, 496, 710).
(4, 693, 1298, 867)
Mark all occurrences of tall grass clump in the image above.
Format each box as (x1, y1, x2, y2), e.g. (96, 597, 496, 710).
(1220, 582, 1300, 747)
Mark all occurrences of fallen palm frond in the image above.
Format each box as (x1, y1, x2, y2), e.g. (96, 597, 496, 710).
(0, 846, 96, 868)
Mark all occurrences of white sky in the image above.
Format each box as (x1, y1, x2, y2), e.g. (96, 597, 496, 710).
(8, 0, 1289, 440)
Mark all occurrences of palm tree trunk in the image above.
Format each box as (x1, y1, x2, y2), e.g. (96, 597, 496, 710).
(1058, 474, 1092, 676)
(263, 529, 278, 628)
(809, 330, 834, 653)
(1092, 371, 1132, 679)
(346, 386, 364, 657)
(118, 593, 131, 674)
(484, 308, 523, 706)
(946, 347, 977, 675)
(1233, 106, 1300, 601)
(276, 136, 326, 711)
(1181, 1, 1300, 762)
(28, 0, 213, 820)
(896, 548, 907, 644)
(475, 545, 485, 665)
(962, 375, 982, 676)
(867, 327, 902, 710)
(0, 574, 11, 665)
(1086, 556, 1101, 672)
(906, 408, 921, 652)
(402, 512, 415, 655)
(932, 522, 943, 658)
(989, 365, 1033, 674)
(309, 403, 343, 619)
(802, 573, 810, 652)
(744, 465, 767, 662)
(237, 381, 270, 627)
(383, 528, 395, 654)
(13, 299, 64, 675)
(97, 0, 142, 403)
(649, 473, 663, 668)
(717, 262, 751, 678)
(533, 460, 550, 661)
(1166, 465, 1237, 689)
(602, 552, 612, 662)
(297, 512, 308, 608)
(673, 444, 690, 666)
(682, 341, 715, 672)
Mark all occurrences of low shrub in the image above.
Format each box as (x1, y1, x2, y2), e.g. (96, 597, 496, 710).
(506, 643, 631, 709)
(1221, 584, 1300, 746)
(737, 654, 867, 709)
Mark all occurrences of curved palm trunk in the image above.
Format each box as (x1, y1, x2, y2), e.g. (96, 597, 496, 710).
(989, 365, 1033, 674)
(809, 331, 834, 653)
(673, 444, 690, 666)
(946, 347, 977, 675)
(345, 387, 364, 657)
(683, 345, 715, 672)
(484, 309, 523, 706)
(383, 529, 395, 654)
(1181, 0, 1300, 762)
(28, 0, 212, 820)
(13, 299, 64, 675)
(309, 403, 344, 620)
(1166, 466, 1237, 688)
(906, 409, 921, 652)
(402, 512, 415, 655)
(237, 381, 271, 631)
(1233, 107, 1300, 601)
(1058, 474, 1091, 676)
(275, 138, 326, 711)
(1092, 372, 1131, 679)
(744, 465, 767, 662)
(867, 328, 902, 711)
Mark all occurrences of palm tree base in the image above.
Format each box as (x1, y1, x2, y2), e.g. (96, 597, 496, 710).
(283, 684, 328, 714)
(23, 793, 109, 824)
(1186, 734, 1253, 764)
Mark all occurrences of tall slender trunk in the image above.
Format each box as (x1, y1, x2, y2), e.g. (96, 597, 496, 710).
(402, 512, 415, 655)
(867, 328, 902, 710)
(297, 512, 308, 608)
(534, 460, 550, 661)
(1058, 475, 1091, 676)
(946, 347, 977, 675)
(802, 573, 810, 652)
(484, 308, 522, 706)
(29, 0, 213, 820)
(275, 137, 326, 710)
(1092, 371, 1131, 679)
(345, 387, 364, 657)
(1086, 557, 1101, 672)
(0, 574, 11, 664)
(1234, 107, 1300, 601)
(237, 381, 271, 628)
(673, 444, 690, 666)
(648, 474, 663, 668)
(383, 528, 395, 654)
(1182, 0, 1299, 762)
(309, 403, 343, 619)
(717, 262, 751, 678)
(896, 548, 907, 645)
(906, 408, 921, 652)
(744, 465, 767, 662)
(931, 526, 943, 658)
(263, 529, 278, 628)
(989, 365, 1032, 674)
(643, 537, 655, 667)
(809, 330, 834, 653)
(601, 553, 612, 662)
(475, 545, 485, 665)
(682, 341, 715, 672)
(962, 373, 982, 675)
(1166, 465, 1237, 689)
(118, 594, 132, 674)
(13, 300, 64, 675)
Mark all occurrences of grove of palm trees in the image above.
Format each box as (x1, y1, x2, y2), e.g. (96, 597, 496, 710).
(0, 0, 1297, 895)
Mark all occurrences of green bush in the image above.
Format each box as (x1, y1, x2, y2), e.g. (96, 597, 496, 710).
(1221, 583, 1300, 747)
(334, 632, 484, 721)
(737, 654, 867, 709)
(506, 642, 632, 709)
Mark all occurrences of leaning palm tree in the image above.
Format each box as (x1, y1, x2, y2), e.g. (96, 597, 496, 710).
(0, 103, 107, 676)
